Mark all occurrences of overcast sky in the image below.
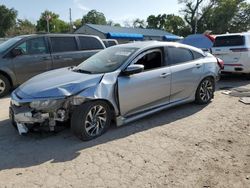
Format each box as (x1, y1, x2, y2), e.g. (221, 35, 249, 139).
(1, 0, 182, 25)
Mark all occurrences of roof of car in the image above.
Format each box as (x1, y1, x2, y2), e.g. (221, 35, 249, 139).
(215, 32, 250, 37)
(16, 33, 100, 38)
(113, 41, 204, 53)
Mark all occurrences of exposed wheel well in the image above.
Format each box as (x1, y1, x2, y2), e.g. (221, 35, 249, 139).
(0, 71, 13, 87)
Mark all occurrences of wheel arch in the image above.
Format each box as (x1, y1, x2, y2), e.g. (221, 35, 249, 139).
(0, 70, 14, 87)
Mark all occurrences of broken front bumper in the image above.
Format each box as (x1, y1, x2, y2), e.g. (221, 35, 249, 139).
(9, 105, 50, 135)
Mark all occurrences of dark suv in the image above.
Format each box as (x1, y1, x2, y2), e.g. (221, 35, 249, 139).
(0, 34, 106, 97)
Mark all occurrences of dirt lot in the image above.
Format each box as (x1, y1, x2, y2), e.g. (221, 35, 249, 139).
(0, 75, 249, 188)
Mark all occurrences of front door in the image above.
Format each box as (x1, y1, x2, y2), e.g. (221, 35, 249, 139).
(12, 37, 52, 84)
(118, 49, 171, 117)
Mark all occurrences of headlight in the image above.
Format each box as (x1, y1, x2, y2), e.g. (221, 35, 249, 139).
(30, 99, 63, 110)
(69, 96, 85, 105)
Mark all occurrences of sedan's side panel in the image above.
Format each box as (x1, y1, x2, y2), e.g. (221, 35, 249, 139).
(170, 59, 204, 103)
(118, 67, 171, 117)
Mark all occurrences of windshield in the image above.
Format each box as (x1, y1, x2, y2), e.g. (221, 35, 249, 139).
(76, 47, 138, 74)
(0, 36, 24, 53)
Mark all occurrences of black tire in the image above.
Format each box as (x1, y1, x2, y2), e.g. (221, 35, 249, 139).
(71, 101, 112, 141)
(195, 77, 215, 104)
(0, 74, 11, 98)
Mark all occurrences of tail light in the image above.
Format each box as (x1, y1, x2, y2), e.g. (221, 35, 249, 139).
(217, 58, 224, 70)
(205, 34, 215, 43)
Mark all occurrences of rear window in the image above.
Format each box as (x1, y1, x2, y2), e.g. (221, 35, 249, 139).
(79, 36, 104, 50)
(103, 40, 117, 48)
(168, 47, 194, 65)
(50, 37, 78, 53)
(192, 51, 204, 59)
(213, 35, 245, 47)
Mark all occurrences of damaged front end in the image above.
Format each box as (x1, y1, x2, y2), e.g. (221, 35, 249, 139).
(9, 92, 85, 134)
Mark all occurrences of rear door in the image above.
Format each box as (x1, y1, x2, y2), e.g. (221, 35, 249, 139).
(49, 36, 82, 69)
(167, 47, 204, 103)
(12, 37, 52, 84)
(118, 48, 171, 117)
(212, 35, 245, 65)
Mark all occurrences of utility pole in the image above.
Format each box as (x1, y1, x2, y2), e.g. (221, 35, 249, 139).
(46, 14, 51, 33)
(69, 8, 73, 33)
(194, 8, 198, 34)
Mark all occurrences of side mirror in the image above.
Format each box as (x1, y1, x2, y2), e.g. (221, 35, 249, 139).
(123, 64, 144, 76)
(11, 48, 23, 57)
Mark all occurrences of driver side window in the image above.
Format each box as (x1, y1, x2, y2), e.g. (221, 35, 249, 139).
(135, 50, 163, 71)
(16, 37, 48, 55)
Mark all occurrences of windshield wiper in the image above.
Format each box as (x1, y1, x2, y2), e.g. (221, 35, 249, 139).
(72, 69, 93, 74)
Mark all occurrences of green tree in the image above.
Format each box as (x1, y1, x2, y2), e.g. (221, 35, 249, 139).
(230, 2, 250, 32)
(165, 14, 187, 35)
(133, 18, 146, 28)
(7, 19, 36, 36)
(0, 5, 17, 37)
(147, 14, 167, 29)
(203, 0, 244, 34)
(81, 10, 107, 25)
(107, 20, 121, 27)
(73, 19, 82, 30)
(36, 10, 69, 33)
(178, 0, 217, 33)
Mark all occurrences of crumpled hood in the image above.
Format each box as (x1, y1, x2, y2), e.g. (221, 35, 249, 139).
(16, 68, 104, 99)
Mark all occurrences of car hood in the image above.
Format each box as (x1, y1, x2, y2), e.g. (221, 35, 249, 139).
(16, 68, 104, 99)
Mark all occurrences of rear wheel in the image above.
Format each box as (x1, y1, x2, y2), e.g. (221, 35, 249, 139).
(71, 101, 111, 141)
(195, 77, 215, 104)
(0, 74, 11, 98)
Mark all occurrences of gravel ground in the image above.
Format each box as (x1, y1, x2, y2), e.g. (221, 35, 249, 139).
(0, 75, 249, 188)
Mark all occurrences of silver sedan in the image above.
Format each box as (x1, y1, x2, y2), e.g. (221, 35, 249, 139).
(10, 41, 222, 140)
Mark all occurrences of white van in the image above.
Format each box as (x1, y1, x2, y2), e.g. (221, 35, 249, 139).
(212, 33, 250, 74)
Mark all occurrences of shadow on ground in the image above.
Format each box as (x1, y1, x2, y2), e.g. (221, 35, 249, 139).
(0, 102, 205, 171)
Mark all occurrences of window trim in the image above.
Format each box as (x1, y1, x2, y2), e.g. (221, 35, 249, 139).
(11, 36, 49, 57)
(77, 36, 105, 51)
(128, 48, 164, 73)
(166, 46, 195, 66)
(49, 36, 79, 53)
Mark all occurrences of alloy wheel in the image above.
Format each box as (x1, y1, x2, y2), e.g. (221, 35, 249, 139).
(199, 79, 214, 103)
(0, 79, 6, 94)
(84, 105, 107, 137)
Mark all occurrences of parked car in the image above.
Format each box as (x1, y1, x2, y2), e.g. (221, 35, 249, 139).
(0, 34, 106, 97)
(180, 34, 215, 52)
(102, 39, 118, 47)
(10, 41, 221, 141)
(211, 32, 250, 75)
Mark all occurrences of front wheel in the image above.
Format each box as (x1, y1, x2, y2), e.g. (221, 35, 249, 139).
(195, 77, 215, 104)
(0, 74, 11, 98)
(71, 101, 112, 141)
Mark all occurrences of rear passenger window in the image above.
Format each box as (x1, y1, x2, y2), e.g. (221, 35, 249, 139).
(79, 36, 104, 50)
(213, 35, 245, 47)
(168, 47, 193, 65)
(50, 37, 77, 53)
(192, 51, 204, 59)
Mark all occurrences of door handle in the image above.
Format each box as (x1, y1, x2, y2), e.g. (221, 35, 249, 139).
(63, 57, 73, 61)
(41, 56, 50, 61)
(54, 55, 62, 59)
(196, 64, 202, 68)
(160, 73, 170, 78)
